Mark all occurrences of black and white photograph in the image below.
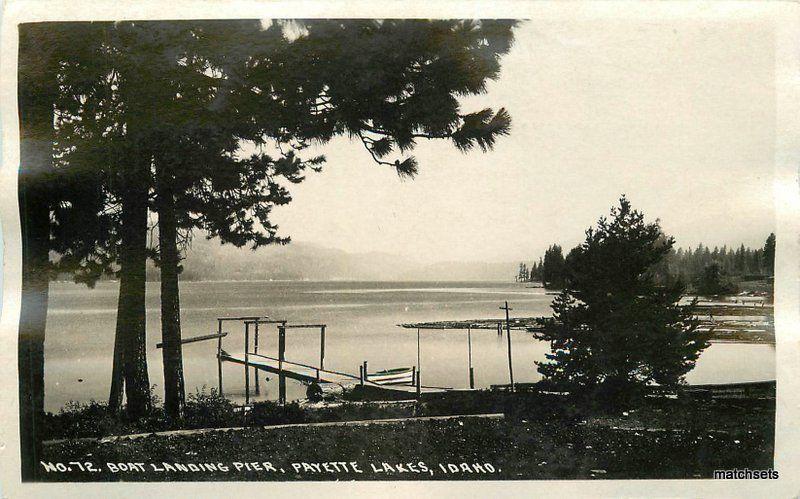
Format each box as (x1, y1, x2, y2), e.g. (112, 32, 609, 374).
(1, 1, 799, 497)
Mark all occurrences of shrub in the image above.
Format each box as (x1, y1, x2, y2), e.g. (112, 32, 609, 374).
(249, 400, 309, 425)
(182, 386, 238, 429)
(694, 263, 739, 296)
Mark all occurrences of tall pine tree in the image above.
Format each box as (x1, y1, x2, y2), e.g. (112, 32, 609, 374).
(20, 19, 519, 425)
(535, 197, 710, 406)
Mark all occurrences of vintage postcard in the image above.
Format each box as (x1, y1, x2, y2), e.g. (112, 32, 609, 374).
(1, 1, 799, 497)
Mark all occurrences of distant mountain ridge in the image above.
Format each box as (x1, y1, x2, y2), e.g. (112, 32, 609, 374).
(174, 238, 516, 282)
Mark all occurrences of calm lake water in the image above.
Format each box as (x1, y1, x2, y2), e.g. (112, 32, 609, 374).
(44, 280, 776, 412)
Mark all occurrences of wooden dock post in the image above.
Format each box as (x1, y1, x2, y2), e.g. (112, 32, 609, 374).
(467, 326, 475, 389)
(278, 324, 286, 405)
(320, 325, 326, 370)
(500, 301, 515, 393)
(217, 318, 224, 397)
(254, 321, 260, 395)
(363, 361, 368, 382)
(359, 365, 364, 385)
(416, 327, 422, 396)
(244, 322, 250, 405)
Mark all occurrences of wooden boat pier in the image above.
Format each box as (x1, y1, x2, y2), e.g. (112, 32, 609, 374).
(164, 315, 451, 406)
(163, 300, 772, 407)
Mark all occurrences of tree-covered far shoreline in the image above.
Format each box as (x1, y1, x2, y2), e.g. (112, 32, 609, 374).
(519, 232, 775, 294)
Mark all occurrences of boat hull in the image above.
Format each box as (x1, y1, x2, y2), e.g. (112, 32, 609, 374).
(367, 367, 414, 385)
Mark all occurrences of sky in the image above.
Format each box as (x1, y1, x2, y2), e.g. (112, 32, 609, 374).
(266, 18, 775, 264)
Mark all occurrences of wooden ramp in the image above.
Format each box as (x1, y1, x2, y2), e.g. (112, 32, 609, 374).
(219, 352, 356, 385)
(219, 352, 447, 395)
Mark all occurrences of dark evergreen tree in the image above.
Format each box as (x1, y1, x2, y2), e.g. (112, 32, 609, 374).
(530, 259, 543, 282)
(17, 23, 58, 482)
(17, 22, 114, 479)
(694, 262, 738, 296)
(534, 197, 710, 406)
(20, 20, 519, 423)
(541, 244, 566, 289)
(517, 262, 530, 282)
(51, 22, 161, 418)
(564, 245, 582, 278)
(763, 233, 775, 275)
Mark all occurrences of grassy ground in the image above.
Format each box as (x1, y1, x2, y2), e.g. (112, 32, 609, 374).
(39, 392, 774, 481)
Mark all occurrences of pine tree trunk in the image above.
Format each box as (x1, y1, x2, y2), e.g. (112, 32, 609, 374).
(156, 162, 185, 420)
(112, 158, 152, 419)
(18, 68, 54, 482)
(18, 184, 50, 482)
(107, 286, 126, 413)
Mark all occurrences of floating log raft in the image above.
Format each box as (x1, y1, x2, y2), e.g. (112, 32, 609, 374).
(400, 302, 774, 344)
(681, 380, 776, 400)
(693, 303, 773, 317)
(399, 317, 544, 331)
(490, 380, 776, 400)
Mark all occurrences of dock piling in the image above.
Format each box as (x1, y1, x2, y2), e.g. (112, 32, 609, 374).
(416, 327, 422, 396)
(244, 322, 250, 405)
(278, 324, 286, 405)
(467, 326, 475, 389)
(500, 301, 515, 393)
(320, 325, 326, 370)
(254, 322, 260, 395)
(217, 319, 224, 397)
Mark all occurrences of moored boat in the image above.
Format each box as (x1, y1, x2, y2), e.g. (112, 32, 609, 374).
(367, 367, 414, 385)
